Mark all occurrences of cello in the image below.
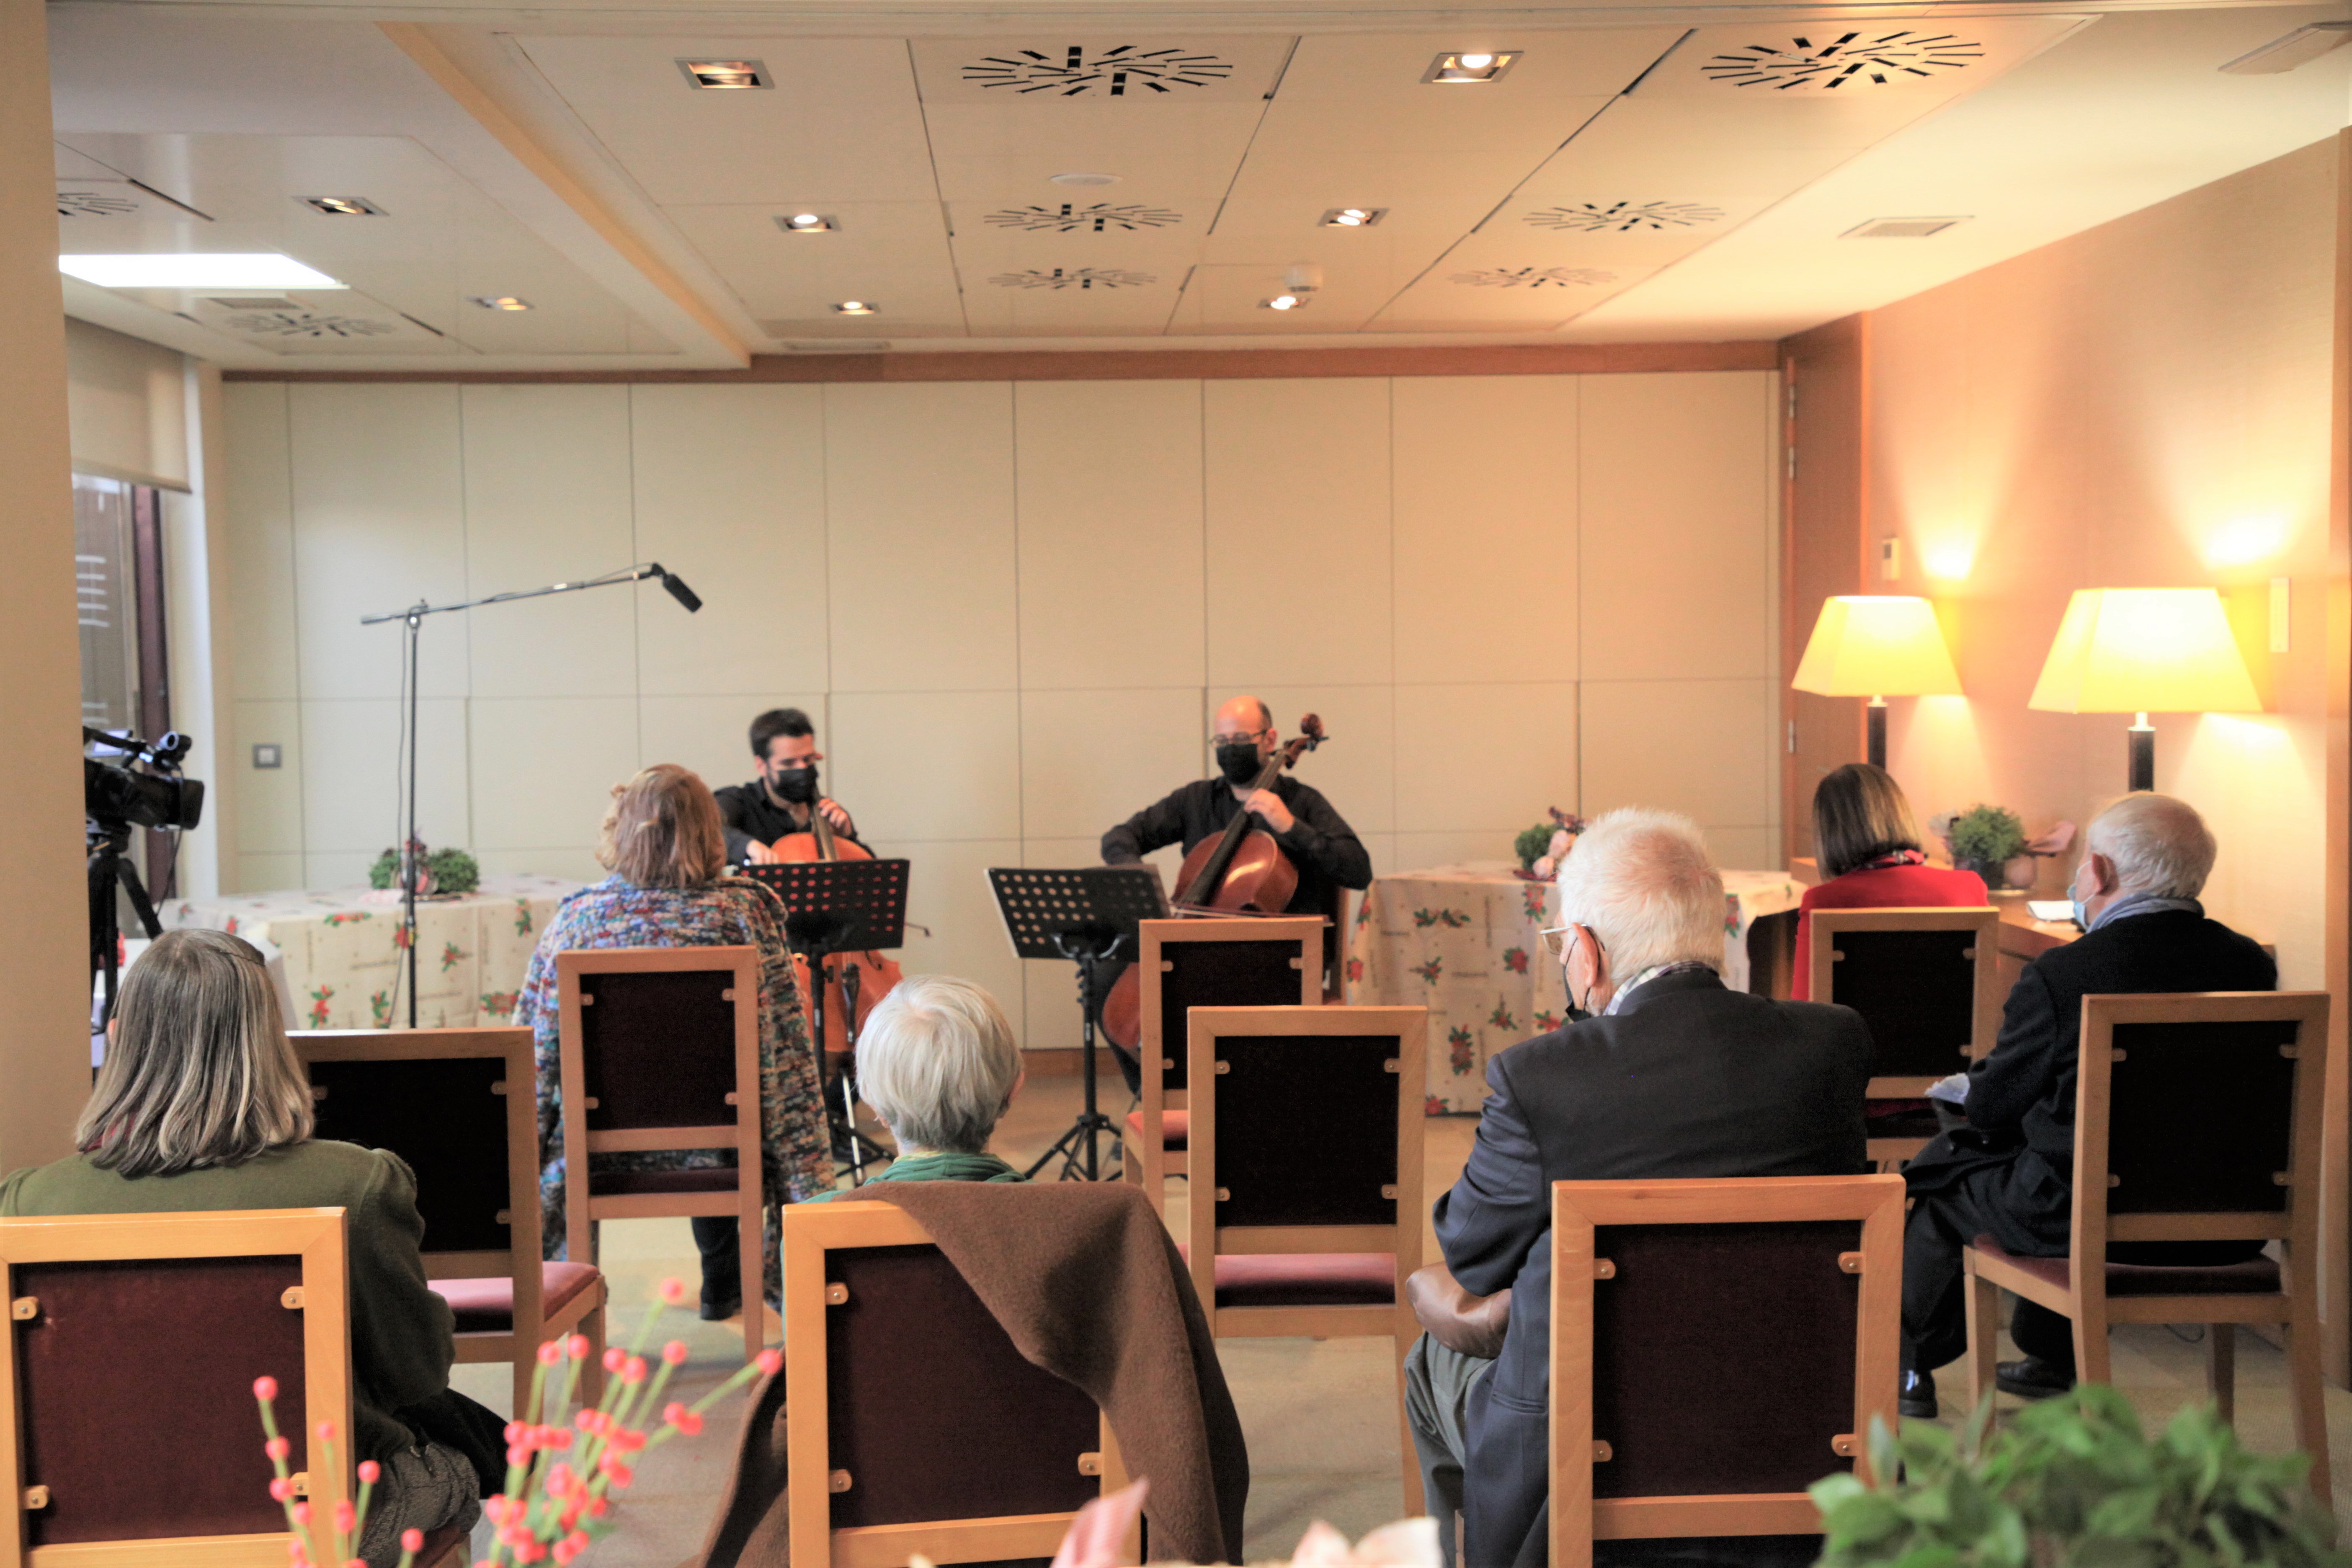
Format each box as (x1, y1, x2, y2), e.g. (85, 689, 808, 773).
(763, 807, 905, 1057)
(1099, 713, 1328, 1052)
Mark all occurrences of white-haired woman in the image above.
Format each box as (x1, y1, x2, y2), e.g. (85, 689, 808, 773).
(0, 929, 490, 1566)
(809, 975, 1027, 1196)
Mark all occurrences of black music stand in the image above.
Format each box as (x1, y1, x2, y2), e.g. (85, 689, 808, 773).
(988, 866, 1169, 1182)
(742, 859, 910, 1183)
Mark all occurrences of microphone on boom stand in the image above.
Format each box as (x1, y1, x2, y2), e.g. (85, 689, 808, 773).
(651, 565, 703, 614)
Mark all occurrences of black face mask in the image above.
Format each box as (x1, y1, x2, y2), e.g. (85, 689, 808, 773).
(1215, 742, 1262, 787)
(772, 766, 819, 805)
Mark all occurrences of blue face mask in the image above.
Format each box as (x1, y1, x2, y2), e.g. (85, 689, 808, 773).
(2067, 869, 2090, 930)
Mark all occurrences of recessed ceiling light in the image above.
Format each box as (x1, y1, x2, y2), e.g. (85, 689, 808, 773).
(1050, 172, 1122, 188)
(1320, 207, 1387, 228)
(58, 253, 347, 290)
(832, 300, 880, 315)
(677, 59, 772, 90)
(1423, 51, 1520, 84)
(1261, 294, 1306, 311)
(2220, 21, 2352, 73)
(300, 196, 384, 217)
(1842, 217, 1970, 238)
(775, 213, 838, 233)
(467, 295, 532, 310)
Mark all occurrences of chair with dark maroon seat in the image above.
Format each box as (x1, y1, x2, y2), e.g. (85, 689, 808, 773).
(0, 1207, 382, 1567)
(779, 1200, 1133, 1568)
(558, 945, 766, 1365)
(297, 1026, 607, 1415)
(1962, 990, 2331, 1498)
(1184, 1001, 1426, 1508)
(1549, 1173, 1907, 1568)
(1120, 917, 1320, 1210)
(1807, 906, 2000, 1166)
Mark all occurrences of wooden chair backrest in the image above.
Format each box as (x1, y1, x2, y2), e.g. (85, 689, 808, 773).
(0, 1208, 354, 1567)
(2073, 991, 2329, 1262)
(1140, 918, 1320, 1096)
(1550, 1176, 1905, 1568)
(556, 947, 761, 1164)
(1808, 907, 2001, 1093)
(781, 1201, 1130, 1568)
(296, 1027, 538, 1287)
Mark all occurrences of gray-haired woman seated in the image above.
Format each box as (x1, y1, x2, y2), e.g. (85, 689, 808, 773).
(810, 975, 1027, 1197)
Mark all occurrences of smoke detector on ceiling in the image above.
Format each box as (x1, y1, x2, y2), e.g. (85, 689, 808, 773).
(1843, 216, 1971, 238)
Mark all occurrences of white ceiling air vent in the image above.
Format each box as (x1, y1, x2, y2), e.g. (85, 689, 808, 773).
(1843, 216, 1970, 238)
(1525, 201, 1724, 233)
(1700, 31, 1986, 90)
(962, 46, 1233, 96)
(989, 267, 1157, 289)
(56, 184, 141, 218)
(218, 311, 400, 340)
(1451, 266, 1618, 288)
(206, 297, 304, 311)
(984, 203, 1181, 232)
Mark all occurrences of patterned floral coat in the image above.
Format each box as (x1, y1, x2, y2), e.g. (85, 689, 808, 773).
(515, 874, 832, 1298)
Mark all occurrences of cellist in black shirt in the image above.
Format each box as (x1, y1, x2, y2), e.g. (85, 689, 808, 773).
(713, 707, 861, 865)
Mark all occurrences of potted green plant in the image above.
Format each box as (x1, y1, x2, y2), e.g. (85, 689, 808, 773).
(1946, 805, 2028, 889)
(1813, 1385, 2346, 1568)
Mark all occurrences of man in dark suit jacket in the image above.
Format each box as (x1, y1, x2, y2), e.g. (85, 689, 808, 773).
(1405, 808, 1872, 1568)
(1899, 793, 2273, 1416)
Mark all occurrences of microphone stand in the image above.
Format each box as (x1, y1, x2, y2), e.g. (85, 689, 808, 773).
(361, 562, 701, 1026)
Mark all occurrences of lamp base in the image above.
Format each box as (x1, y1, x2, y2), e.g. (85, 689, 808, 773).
(1867, 701, 1888, 770)
(2127, 722, 2154, 793)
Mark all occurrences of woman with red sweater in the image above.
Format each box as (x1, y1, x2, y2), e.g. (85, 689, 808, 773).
(1793, 763, 1989, 1001)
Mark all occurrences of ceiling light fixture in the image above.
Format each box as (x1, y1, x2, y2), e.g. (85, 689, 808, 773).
(1050, 172, 1122, 188)
(776, 213, 839, 232)
(58, 253, 347, 290)
(832, 300, 879, 315)
(300, 196, 384, 217)
(2220, 21, 2352, 73)
(1423, 50, 1520, 83)
(1261, 294, 1306, 311)
(1320, 207, 1387, 227)
(1843, 216, 1970, 238)
(677, 59, 772, 89)
(467, 296, 532, 311)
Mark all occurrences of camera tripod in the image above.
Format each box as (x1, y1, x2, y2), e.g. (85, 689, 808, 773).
(88, 820, 162, 1028)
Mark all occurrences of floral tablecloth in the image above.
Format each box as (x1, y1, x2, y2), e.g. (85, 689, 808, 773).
(1344, 861, 1803, 1113)
(169, 874, 583, 1030)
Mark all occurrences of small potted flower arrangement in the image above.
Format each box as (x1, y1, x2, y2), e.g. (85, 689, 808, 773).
(1513, 809, 1588, 882)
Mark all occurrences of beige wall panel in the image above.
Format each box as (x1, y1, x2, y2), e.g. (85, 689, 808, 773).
(637, 692, 828, 807)
(1020, 686, 1204, 843)
(231, 699, 303, 856)
(221, 382, 299, 703)
(299, 697, 470, 855)
(1359, 831, 1398, 880)
(461, 385, 639, 700)
(632, 385, 830, 697)
(237, 852, 304, 894)
(289, 384, 469, 701)
(304, 850, 380, 890)
(1706, 826, 1777, 872)
(470, 696, 641, 853)
(825, 383, 1017, 693)
(1580, 678, 1775, 829)
(1204, 379, 1393, 688)
(1580, 372, 1776, 683)
(1015, 380, 1205, 691)
(1236, 682, 1396, 836)
(889, 838, 1028, 1042)
(1016, 833, 1184, 1053)
(472, 846, 609, 885)
(1393, 377, 1580, 686)
(830, 689, 1021, 843)
(1390, 830, 1513, 874)
(1395, 683, 1579, 834)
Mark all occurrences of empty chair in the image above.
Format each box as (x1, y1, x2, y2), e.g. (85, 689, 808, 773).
(1808, 906, 2000, 1165)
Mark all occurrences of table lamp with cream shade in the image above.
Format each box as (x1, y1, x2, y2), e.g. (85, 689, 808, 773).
(2027, 587, 2262, 792)
(1791, 596, 1965, 768)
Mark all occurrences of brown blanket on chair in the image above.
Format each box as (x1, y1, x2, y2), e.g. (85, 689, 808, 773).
(693, 1181, 1249, 1568)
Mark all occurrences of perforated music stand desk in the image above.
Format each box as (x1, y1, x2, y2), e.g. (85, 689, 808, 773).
(988, 866, 1169, 1181)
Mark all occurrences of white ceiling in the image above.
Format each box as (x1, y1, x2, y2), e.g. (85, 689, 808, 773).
(44, 0, 2352, 369)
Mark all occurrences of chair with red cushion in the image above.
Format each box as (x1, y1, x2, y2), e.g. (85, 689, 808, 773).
(298, 1026, 608, 1416)
(1184, 1001, 1426, 1509)
(1807, 906, 2000, 1167)
(559, 946, 766, 1365)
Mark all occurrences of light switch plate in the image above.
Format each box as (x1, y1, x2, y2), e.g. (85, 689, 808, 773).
(253, 743, 283, 769)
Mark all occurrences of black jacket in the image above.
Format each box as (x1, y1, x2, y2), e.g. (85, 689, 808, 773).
(1434, 969, 1871, 1568)
(713, 780, 864, 866)
(1904, 908, 2275, 1245)
(1100, 775, 1370, 918)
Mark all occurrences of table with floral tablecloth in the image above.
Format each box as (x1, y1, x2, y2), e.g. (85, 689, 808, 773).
(1343, 861, 1803, 1113)
(168, 874, 583, 1030)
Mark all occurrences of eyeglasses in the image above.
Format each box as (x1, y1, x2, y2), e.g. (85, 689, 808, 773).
(1538, 924, 1601, 962)
(1211, 729, 1271, 747)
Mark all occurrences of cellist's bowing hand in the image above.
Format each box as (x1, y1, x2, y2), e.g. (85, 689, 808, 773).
(1243, 789, 1295, 834)
(818, 798, 854, 836)
(746, 839, 778, 864)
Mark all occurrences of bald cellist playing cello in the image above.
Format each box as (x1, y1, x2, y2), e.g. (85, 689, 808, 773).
(1099, 694, 1373, 1092)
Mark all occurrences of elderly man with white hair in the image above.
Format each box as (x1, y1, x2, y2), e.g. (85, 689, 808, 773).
(807, 975, 1029, 1197)
(1897, 792, 2273, 1417)
(1403, 808, 1871, 1568)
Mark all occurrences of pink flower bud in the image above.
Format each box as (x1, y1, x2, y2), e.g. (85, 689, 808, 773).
(756, 1348, 783, 1377)
(621, 1355, 648, 1384)
(586, 1496, 609, 1518)
(266, 1436, 291, 1461)
(659, 1276, 688, 1305)
(507, 1445, 531, 1467)
(554, 1542, 583, 1566)
(291, 1502, 312, 1527)
(537, 1340, 563, 1367)
(333, 1499, 356, 1532)
(356, 1460, 379, 1485)
(253, 1375, 279, 1401)
(662, 1339, 688, 1366)
(504, 1421, 526, 1444)
(402, 1529, 423, 1552)
(546, 1463, 575, 1495)
(601, 1346, 626, 1373)
(516, 1541, 546, 1565)
(567, 1334, 590, 1360)
(270, 1478, 297, 1502)
(314, 1420, 337, 1444)
(664, 1401, 703, 1436)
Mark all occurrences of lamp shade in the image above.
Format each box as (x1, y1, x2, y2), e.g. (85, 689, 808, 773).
(2026, 588, 2261, 714)
(1790, 596, 1963, 698)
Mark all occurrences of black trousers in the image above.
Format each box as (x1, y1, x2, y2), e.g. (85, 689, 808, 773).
(691, 1215, 742, 1311)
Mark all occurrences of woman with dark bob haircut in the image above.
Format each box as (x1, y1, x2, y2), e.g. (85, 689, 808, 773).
(1792, 763, 1989, 1000)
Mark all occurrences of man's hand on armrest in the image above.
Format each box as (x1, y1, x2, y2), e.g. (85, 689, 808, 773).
(1406, 1263, 1511, 1360)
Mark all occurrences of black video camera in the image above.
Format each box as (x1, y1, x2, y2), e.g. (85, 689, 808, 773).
(84, 727, 204, 832)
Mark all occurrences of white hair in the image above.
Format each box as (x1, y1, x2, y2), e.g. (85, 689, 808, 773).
(2086, 793, 2216, 899)
(856, 975, 1023, 1154)
(1553, 808, 1726, 979)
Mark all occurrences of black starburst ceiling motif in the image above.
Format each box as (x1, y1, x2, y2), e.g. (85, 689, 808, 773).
(989, 267, 1158, 290)
(985, 203, 1182, 234)
(1450, 267, 1619, 289)
(220, 312, 400, 339)
(57, 188, 141, 217)
(1700, 31, 1986, 90)
(963, 46, 1233, 96)
(1525, 201, 1725, 234)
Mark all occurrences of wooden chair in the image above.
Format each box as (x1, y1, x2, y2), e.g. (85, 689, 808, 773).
(1549, 1174, 1907, 1568)
(1963, 990, 2331, 1499)
(559, 945, 766, 1364)
(1184, 1002, 1426, 1510)
(780, 1200, 1135, 1568)
(1120, 916, 1321, 1211)
(298, 1026, 608, 1414)
(1807, 906, 2001, 1165)
(0, 1208, 364, 1567)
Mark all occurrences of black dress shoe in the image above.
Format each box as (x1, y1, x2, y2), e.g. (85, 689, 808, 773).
(1898, 1368, 1937, 1420)
(1996, 1356, 2072, 1400)
(700, 1295, 743, 1323)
